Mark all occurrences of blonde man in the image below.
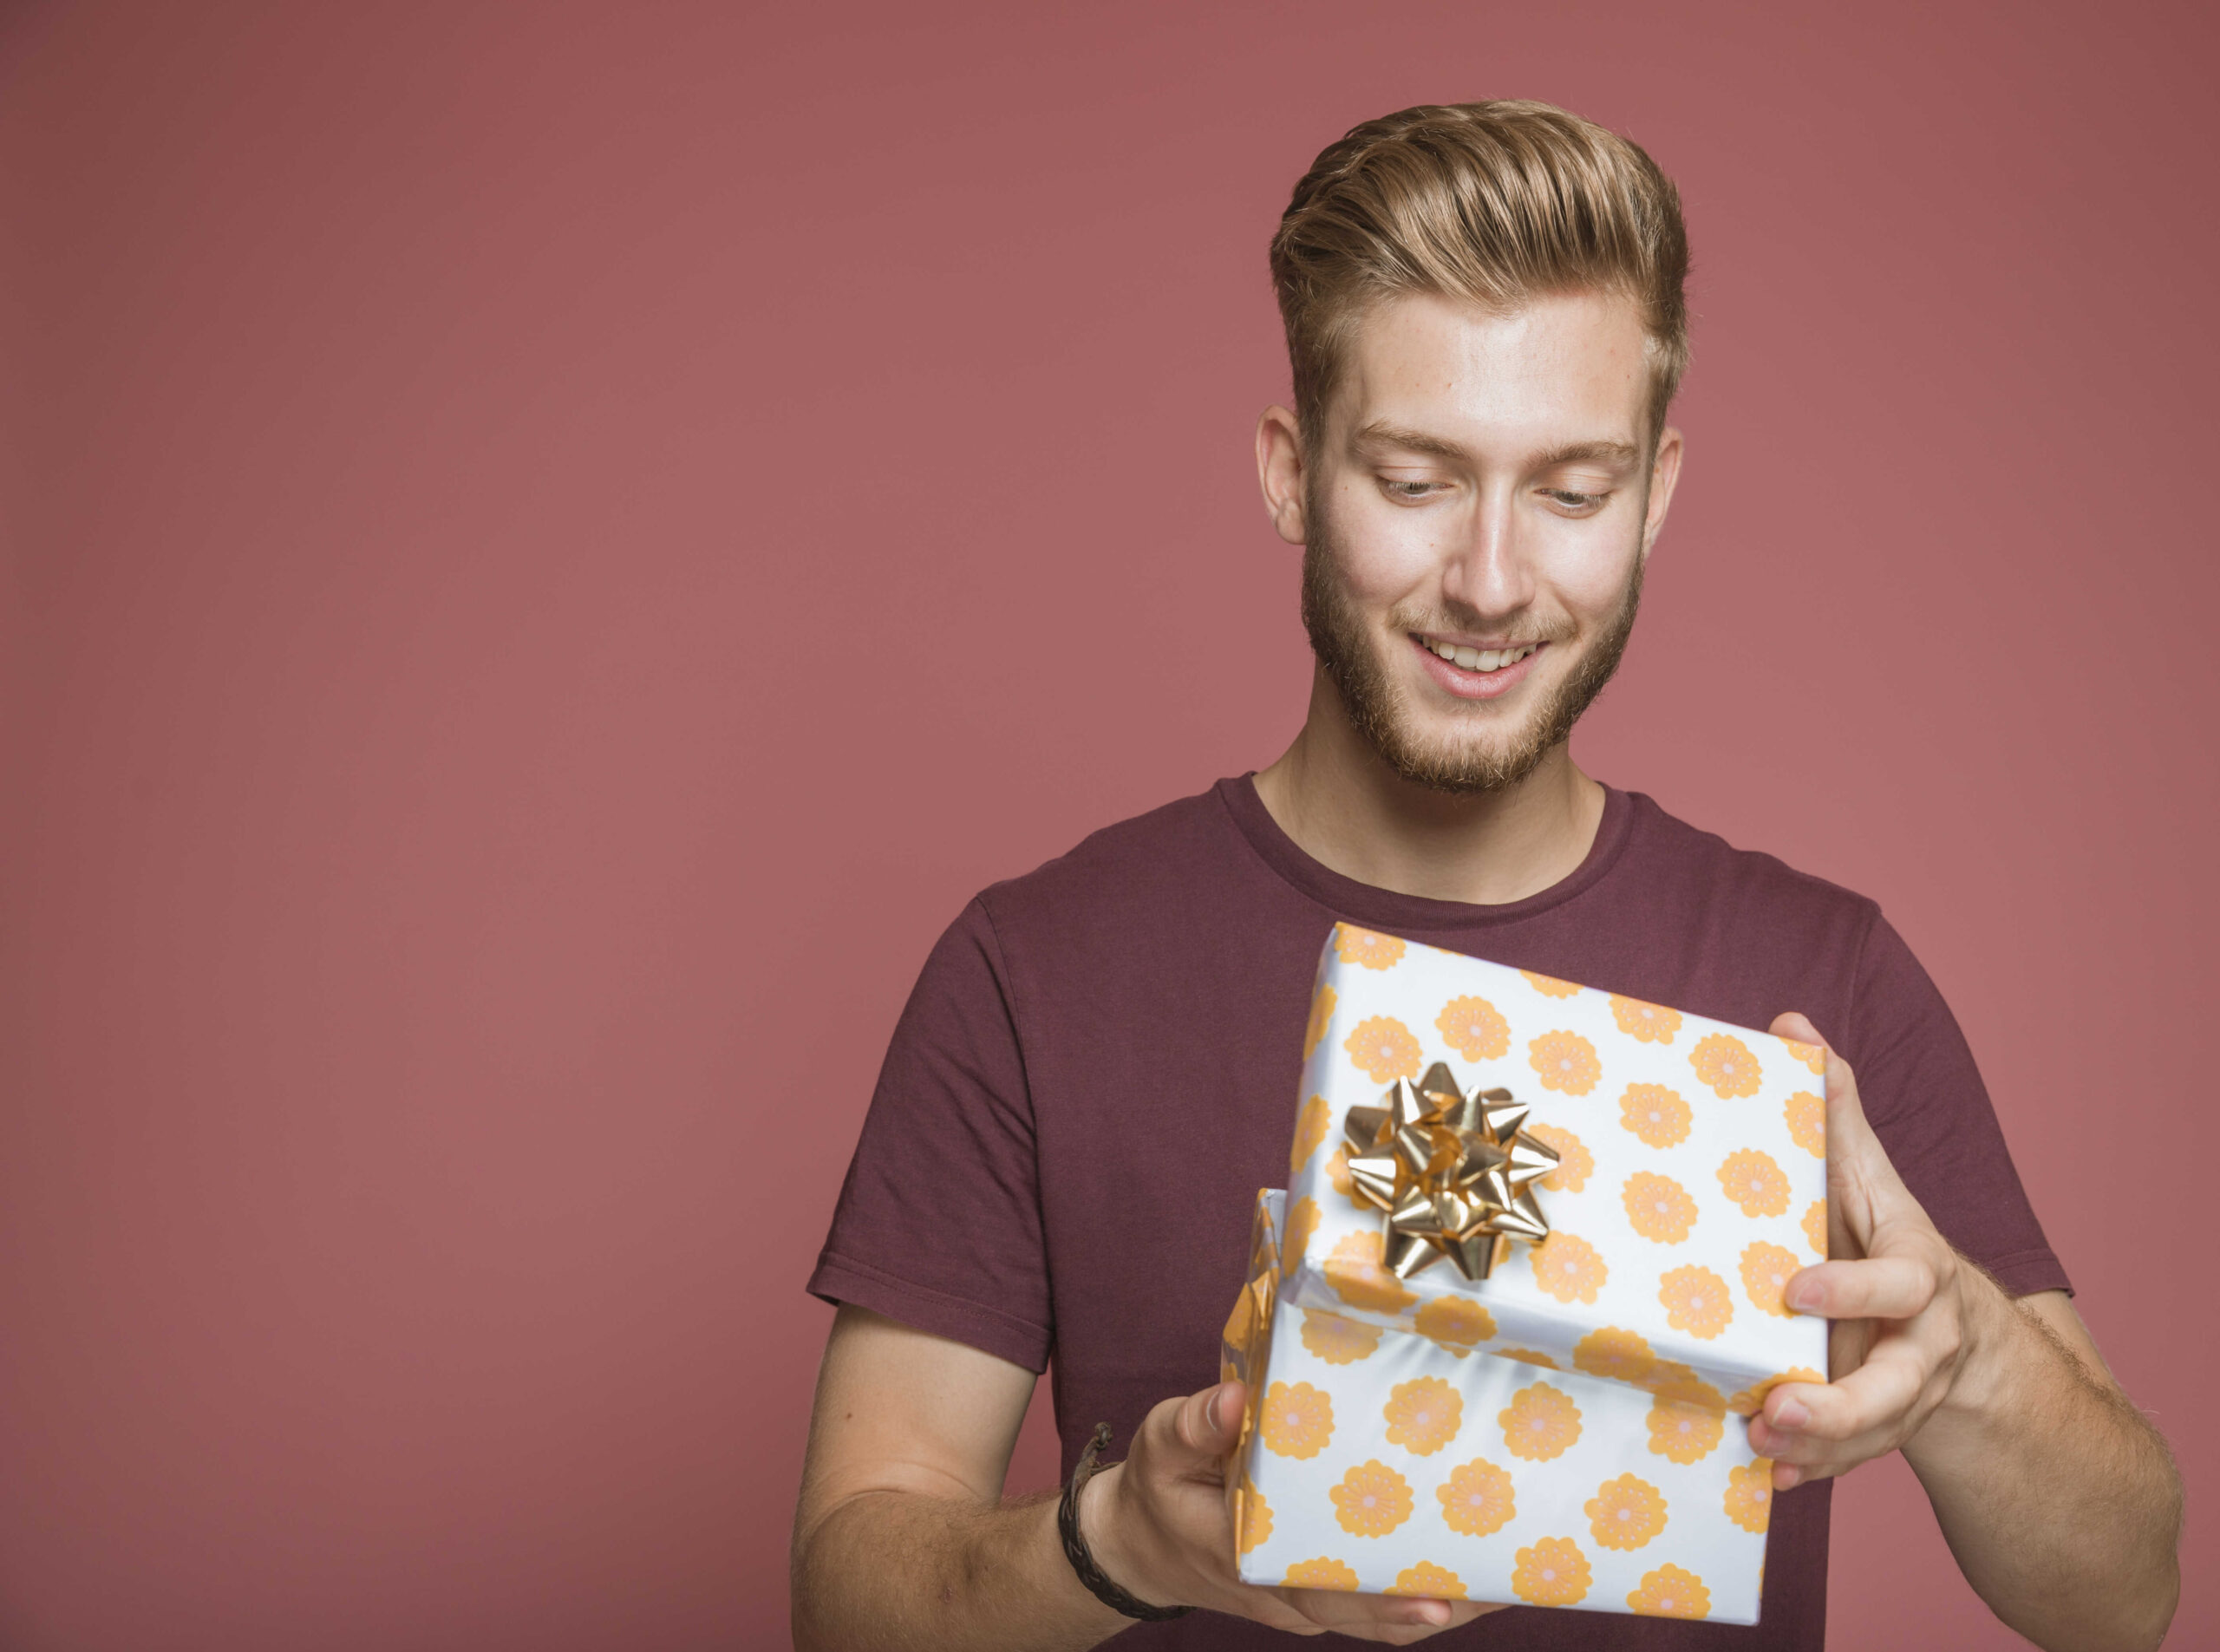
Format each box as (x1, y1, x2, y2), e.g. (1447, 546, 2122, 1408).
(790, 102, 2179, 1649)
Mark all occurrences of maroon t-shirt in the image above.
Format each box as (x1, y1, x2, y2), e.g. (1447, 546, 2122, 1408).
(810, 778, 2067, 1648)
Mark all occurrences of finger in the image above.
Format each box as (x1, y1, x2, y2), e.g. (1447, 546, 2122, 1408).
(1785, 1256, 1936, 1321)
(1773, 1012, 1926, 1218)
(1768, 1011, 1827, 1056)
(1751, 1353, 1925, 1461)
(1284, 1586, 1456, 1642)
(1242, 1587, 1330, 1635)
(1139, 1381, 1244, 1477)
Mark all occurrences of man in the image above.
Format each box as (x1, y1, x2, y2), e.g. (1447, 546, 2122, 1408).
(788, 101, 2180, 1649)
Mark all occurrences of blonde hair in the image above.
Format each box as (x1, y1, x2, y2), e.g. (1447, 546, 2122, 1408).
(1270, 101, 1689, 447)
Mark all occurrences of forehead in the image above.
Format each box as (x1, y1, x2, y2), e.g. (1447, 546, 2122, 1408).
(1331, 290, 1652, 453)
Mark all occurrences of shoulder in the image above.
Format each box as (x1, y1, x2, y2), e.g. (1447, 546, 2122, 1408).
(971, 781, 1254, 937)
(1616, 789, 1882, 949)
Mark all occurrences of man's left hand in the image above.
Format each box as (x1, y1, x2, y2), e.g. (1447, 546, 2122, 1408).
(1747, 1012, 1999, 1492)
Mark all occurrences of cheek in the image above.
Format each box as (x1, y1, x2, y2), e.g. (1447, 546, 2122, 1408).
(1318, 486, 1446, 606)
(1534, 527, 1640, 620)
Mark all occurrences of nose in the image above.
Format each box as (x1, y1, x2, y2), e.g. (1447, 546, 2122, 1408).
(1437, 480, 1535, 623)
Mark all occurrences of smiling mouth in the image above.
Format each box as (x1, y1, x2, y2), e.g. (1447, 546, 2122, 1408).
(1414, 636, 1543, 675)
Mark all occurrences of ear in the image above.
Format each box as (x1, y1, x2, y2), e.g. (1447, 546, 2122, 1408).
(1639, 425, 1684, 559)
(1256, 404, 1309, 546)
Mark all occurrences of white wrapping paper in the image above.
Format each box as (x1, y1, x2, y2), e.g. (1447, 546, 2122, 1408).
(1219, 925, 1830, 1622)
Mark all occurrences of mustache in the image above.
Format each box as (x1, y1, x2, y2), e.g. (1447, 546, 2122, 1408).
(1385, 606, 1577, 648)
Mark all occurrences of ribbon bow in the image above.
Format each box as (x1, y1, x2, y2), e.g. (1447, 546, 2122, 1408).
(1344, 1061, 1559, 1282)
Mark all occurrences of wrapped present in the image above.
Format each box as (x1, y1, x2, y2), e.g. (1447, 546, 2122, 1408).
(1220, 925, 1829, 1622)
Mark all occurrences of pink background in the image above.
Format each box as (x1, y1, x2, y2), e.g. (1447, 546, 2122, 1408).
(4, 2, 2212, 1646)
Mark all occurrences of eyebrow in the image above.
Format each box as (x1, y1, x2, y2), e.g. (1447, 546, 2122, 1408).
(1353, 422, 1642, 470)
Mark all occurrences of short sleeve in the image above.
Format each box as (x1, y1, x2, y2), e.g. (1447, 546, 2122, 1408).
(1841, 915, 2071, 1299)
(807, 900, 1054, 1372)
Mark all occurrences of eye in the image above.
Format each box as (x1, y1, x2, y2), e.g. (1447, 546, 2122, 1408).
(1545, 488, 1607, 512)
(1381, 480, 1445, 501)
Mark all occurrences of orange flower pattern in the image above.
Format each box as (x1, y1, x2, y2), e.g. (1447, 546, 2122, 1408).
(1659, 1264, 1734, 1340)
(1280, 1196, 1321, 1277)
(1299, 1309, 1383, 1366)
(1647, 1396, 1727, 1464)
(1511, 1537, 1591, 1606)
(1717, 1148, 1792, 1218)
(1690, 1033, 1762, 1098)
(1322, 1231, 1418, 1315)
(1387, 1560, 1466, 1600)
(1724, 1460, 1773, 1533)
(1334, 925, 1407, 970)
(1259, 1381, 1335, 1459)
(1237, 1479, 1274, 1552)
(1494, 1348, 1559, 1369)
(1802, 1198, 1828, 1257)
(1619, 1083, 1692, 1147)
(1609, 994, 1683, 1045)
(1499, 1381, 1583, 1461)
(1344, 1015, 1421, 1082)
(1382, 1377, 1462, 1456)
(1435, 1456, 1517, 1537)
(1303, 983, 1335, 1061)
(1779, 1035, 1827, 1075)
(1527, 1123, 1591, 1192)
(1530, 1231, 1608, 1304)
(1585, 1472, 1669, 1551)
(1528, 1029, 1602, 1094)
(1435, 995, 1510, 1061)
(1573, 1326, 1656, 1385)
(1786, 1089, 1825, 1158)
(1283, 1557, 1359, 1590)
(1627, 1563, 1711, 1619)
(1290, 1094, 1332, 1173)
(1623, 1171, 1700, 1244)
(1521, 970, 1583, 998)
(1330, 1459, 1414, 1537)
(1326, 1143, 1366, 1206)
(1414, 1296, 1494, 1355)
(1740, 1241, 1803, 1318)
(1642, 1361, 1725, 1413)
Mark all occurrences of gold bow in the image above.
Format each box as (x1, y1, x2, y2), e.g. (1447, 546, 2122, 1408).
(1345, 1061, 1558, 1282)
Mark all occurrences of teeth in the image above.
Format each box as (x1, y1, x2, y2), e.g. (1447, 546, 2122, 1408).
(1428, 641, 1537, 673)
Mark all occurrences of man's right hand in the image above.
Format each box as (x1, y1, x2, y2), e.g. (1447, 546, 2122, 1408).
(1081, 1379, 1502, 1642)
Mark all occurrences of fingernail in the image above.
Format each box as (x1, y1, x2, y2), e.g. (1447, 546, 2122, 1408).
(1786, 1279, 1823, 1312)
(1773, 1397, 1809, 1430)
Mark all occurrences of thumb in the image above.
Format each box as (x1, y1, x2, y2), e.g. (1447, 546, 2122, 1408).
(1767, 1012, 1908, 1238)
(1139, 1380, 1244, 1479)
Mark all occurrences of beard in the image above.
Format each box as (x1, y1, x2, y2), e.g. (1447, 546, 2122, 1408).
(1299, 510, 1644, 797)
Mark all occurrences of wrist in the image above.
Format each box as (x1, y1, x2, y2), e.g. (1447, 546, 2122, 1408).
(1076, 1462, 1173, 1610)
(1928, 1262, 2021, 1434)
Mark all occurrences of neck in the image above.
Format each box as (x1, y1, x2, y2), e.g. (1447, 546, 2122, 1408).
(1252, 666, 1608, 906)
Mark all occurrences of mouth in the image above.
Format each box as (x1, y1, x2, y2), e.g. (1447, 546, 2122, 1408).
(1407, 632, 1546, 700)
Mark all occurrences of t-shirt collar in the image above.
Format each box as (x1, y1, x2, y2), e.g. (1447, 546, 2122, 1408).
(1215, 772, 1634, 934)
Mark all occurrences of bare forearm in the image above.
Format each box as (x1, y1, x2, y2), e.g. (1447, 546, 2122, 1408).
(792, 1486, 1126, 1652)
(1904, 1286, 2180, 1652)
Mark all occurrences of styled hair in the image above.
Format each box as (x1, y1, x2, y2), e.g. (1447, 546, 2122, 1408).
(1270, 101, 1689, 447)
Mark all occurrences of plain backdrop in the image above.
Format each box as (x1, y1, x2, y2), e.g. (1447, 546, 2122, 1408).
(3, 2, 2214, 1647)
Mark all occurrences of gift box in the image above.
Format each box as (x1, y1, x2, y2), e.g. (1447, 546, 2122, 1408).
(1219, 925, 1829, 1622)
